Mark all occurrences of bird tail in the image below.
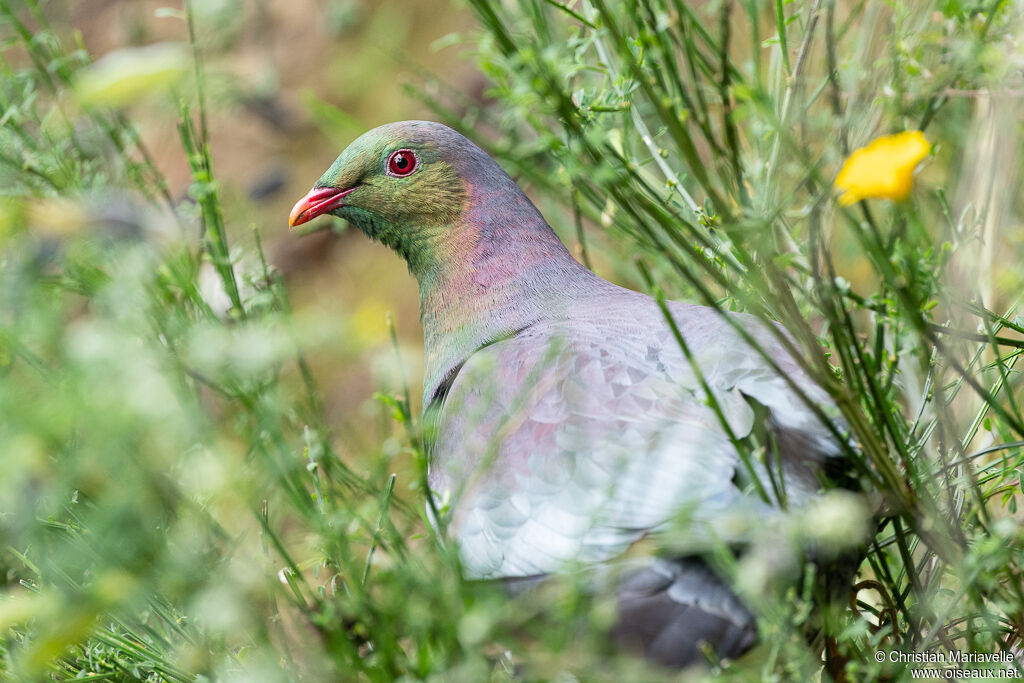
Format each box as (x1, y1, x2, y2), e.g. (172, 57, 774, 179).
(609, 557, 757, 668)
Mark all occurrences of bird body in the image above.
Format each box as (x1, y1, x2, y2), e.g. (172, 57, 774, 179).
(290, 121, 847, 667)
(432, 288, 839, 575)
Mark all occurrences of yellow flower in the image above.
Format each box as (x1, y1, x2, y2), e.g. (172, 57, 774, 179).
(835, 131, 931, 206)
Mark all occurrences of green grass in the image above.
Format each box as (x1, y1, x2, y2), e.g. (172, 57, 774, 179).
(3, 0, 1024, 680)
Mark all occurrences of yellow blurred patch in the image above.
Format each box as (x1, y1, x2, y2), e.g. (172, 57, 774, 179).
(75, 42, 188, 108)
(0, 592, 55, 631)
(0, 196, 24, 243)
(27, 196, 89, 237)
(93, 570, 139, 606)
(350, 300, 392, 349)
(835, 130, 931, 206)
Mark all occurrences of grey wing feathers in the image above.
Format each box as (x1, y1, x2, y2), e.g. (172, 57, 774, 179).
(430, 293, 844, 581)
(434, 329, 738, 578)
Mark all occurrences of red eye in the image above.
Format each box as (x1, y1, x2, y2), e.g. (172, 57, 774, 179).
(387, 149, 417, 177)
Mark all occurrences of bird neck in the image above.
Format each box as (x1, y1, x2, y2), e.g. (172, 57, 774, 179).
(416, 189, 596, 405)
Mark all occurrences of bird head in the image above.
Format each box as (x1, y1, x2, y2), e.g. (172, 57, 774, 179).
(289, 121, 476, 273)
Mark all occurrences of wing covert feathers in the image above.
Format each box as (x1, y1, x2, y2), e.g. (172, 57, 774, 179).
(430, 293, 844, 580)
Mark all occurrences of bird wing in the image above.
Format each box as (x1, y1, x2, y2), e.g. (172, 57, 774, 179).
(430, 296, 842, 580)
(610, 557, 758, 666)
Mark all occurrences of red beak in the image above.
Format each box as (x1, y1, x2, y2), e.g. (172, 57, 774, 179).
(288, 186, 355, 229)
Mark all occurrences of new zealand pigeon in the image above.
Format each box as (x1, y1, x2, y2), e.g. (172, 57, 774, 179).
(289, 121, 849, 668)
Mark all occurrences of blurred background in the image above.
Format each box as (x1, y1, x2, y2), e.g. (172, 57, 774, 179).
(1, 3, 502, 678)
(4, 0, 1024, 680)
(65, 0, 480, 430)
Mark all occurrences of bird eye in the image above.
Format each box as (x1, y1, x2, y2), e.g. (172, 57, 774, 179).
(387, 149, 418, 177)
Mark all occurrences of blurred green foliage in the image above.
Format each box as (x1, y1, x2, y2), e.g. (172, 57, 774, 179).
(1, 0, 1024, 681)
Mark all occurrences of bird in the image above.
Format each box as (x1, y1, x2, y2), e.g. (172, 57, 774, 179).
(288, 120, 852, 669)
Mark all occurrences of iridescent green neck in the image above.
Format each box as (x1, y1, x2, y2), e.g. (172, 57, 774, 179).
(314, 121, 603, 407)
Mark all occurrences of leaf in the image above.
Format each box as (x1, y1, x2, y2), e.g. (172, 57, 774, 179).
(154, 7, 187, 21)
(75, 42, 188, 108)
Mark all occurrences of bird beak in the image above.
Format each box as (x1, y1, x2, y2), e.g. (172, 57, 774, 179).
(288, 186, 355, 232)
